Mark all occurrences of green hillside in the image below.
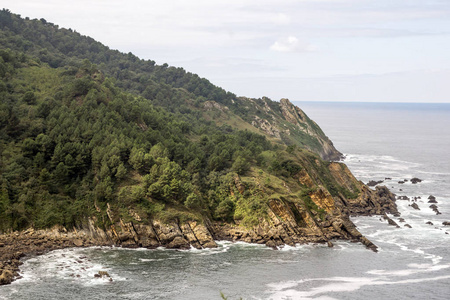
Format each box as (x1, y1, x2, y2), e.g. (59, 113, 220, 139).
(0, 9, 351, 234)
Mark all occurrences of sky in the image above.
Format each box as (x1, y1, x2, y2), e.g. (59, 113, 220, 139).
(3, 0, 450, 103)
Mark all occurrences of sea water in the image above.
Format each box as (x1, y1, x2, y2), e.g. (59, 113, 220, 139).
(1, 102, 449, 300)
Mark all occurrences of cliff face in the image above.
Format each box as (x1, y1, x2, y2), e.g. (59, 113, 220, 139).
(0, 11, 399, 286)
(0, 158, 398, 285)
(245, 97, 343, 161)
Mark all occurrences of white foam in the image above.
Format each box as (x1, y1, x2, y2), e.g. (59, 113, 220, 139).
(16, 248, 126, 286)
(267, 274, 450, 300)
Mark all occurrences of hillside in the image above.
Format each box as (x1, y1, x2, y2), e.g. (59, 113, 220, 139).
(0, 9, 399, 284)
(0, 9, 341, 160)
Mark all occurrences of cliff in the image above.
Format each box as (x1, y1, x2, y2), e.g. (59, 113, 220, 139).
(0, 10, 398, 286)
(0, 158, 398, 285)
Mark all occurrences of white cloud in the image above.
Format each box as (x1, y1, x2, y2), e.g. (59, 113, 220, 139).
(270, 36, 318, 52)
(271, 13, 291, 25)
(2, 0, 450, 102)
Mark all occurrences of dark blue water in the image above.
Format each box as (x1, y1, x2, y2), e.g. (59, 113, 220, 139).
(1, 102, 449, 300)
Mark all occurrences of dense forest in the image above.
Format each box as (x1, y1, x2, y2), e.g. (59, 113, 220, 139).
(0, 9, 353, 233)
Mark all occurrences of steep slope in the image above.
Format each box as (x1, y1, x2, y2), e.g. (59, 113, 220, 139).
(0, 9, 341, 160)
(0, 10, 399, 285)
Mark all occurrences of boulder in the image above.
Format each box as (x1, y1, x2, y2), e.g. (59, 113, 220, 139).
(383, 214, 400, 228)
(0, 269, 14, 285)
(426, 221, 434, 226)
(167, 236, 190, 249)
(411, 178, 422, 184)
(404, 224, 412, 228)
(428, 195, 437, 203)
(443, 222, 450, 226)
(429, 204, 441, 215)
(72, 239, 84, 247)
(410, 203, 420, 210)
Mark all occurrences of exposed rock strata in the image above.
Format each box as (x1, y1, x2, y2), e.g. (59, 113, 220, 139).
(248, 98, 343, 161)
(0, 161, 398, 285)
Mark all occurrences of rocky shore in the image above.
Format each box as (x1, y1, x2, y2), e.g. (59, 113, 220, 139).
(0, 176, 398, 286)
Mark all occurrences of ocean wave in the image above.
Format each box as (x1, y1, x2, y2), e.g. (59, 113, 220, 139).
(16, 248, 126, 286)
(266, 274, 450, 300)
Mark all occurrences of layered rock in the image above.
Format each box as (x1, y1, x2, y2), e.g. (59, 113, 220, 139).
(0, 159, 398, 286)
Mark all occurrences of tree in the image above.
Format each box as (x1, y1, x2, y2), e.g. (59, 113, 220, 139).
(22, 91, 37, 104)
(232, 157, 249, 175)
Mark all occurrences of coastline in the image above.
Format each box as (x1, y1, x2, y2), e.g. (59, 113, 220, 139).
(0, 181, 399, 286)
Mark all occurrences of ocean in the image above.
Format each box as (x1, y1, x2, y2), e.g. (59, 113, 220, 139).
(1, 102, 449, 300)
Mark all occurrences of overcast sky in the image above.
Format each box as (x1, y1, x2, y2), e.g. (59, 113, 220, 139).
(3, 0, 450, 102)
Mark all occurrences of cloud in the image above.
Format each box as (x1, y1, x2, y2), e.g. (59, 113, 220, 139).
(271, 13, 291, 25)
(270, 36, 318, 52)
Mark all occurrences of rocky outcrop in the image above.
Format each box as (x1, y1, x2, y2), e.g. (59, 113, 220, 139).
(343, 185, 398, 216)
(367, 180, 384, 187)
(0, 158, 399, 286)
(203, 101, 229, 113)
(251, 116, 282, 139)
(247, 97, 343, 161)
(279, 99, 343, 161)
(383, 214, 400, 228)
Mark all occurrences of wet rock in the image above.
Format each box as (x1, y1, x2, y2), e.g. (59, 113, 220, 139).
(397, 196, 410, 200)
(426, 221, 434, 226)
(0, 269, 14, 285)
(404, 224, 412, 228)
(410, 203, 420, 210)
(410, 178, 422, 184)
(367, 180, 384, 187)
(429, 204, 441, 215)
(265, 240, 277, 249)
(398, 218, 405, 223)
(428, 195, 437, 203)
(383, 214, 400, 228)
(385, 177, 392, 180)
(398, 181, 405, 184)
(167, 236, 190, 249)
(98, 271, 110, 277)
(443, 222, 450, 226)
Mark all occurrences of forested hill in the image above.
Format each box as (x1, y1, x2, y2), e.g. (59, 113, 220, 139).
(0, 9, 341, 160)
(0, 9, 351, 234)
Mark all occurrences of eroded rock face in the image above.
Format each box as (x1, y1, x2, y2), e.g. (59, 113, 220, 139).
(251, 116, 282, 139)
(0, 158, 400, 285)
(248, 98, 343, 161)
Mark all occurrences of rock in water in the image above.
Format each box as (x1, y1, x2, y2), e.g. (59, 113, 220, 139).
(429, 204, 441, 215)
(367, 180, 384, 187)
(383, 214, 400, 228)
(411, 203, 420, 210)
(410, 177, 422, 184)
(428, 195, 437, 203)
